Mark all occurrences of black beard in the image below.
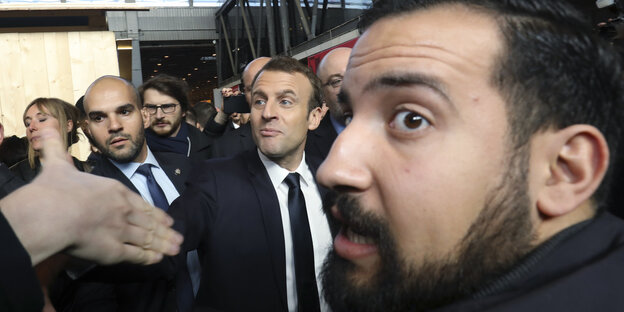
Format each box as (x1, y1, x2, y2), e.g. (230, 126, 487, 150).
(96, 128, 145, 163)
(321, 147, 536, 312)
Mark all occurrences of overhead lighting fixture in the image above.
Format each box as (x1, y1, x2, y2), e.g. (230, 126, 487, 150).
(164, 55, 170, 59)
(154, 69, 158, 73)
(157, 63, 162, 66)
(182, 78, 186, 80)
(187, 73, 192, 76)
(212, 53, 216, 57)
(194, 68, 198, 71)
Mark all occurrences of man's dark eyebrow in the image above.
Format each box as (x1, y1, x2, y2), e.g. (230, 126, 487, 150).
(277, 89, 298, 99)
(365, 73, 454, 109)
(88, 111, 105, 120)
(117, 104, 135, 112)
(251, 89, 267, 99)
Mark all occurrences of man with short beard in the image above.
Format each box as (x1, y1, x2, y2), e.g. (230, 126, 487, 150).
(59, 75, 195, 312)
(317, 0, 624, 311)
(140, 74, 212, 161)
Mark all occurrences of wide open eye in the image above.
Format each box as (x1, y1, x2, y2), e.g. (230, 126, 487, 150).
(390, 110, 430, 132)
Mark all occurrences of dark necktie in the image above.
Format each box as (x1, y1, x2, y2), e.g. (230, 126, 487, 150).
(284, 173, 320, 312)
(135, 163, 195, 312)
(135, 163, 169, 211)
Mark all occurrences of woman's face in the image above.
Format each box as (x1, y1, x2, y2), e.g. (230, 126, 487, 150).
(24, 105, 61, 152)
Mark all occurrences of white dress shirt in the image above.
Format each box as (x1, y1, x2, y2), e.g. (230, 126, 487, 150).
(110, 147, 180, 205)
(258, 150, 333, 312)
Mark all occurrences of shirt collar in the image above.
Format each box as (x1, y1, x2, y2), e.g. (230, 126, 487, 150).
(330, 114, 346, 134)
(257, 149, 314, 189)
(110, 146, 160, 180)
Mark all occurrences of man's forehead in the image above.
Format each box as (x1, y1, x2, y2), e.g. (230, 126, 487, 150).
(254, 70, 308, 90)
(86, 82, 137, 111)
(348, 5, 500, 71)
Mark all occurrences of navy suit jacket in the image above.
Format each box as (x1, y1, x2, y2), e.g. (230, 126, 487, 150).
(56, 151, 191, 312)
(167, 149, 337, 311)
(210, 123, 255, 159)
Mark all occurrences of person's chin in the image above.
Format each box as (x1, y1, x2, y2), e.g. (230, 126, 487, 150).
(153, 127, 171, 136)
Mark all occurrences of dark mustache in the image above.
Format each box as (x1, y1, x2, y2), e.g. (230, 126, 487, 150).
(323, 191, 385, 241)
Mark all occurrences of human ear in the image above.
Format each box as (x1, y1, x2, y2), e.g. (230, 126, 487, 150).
(66, 120, 74, 134)
(536, 125, 609, 217)
(307, 106, 323, 131)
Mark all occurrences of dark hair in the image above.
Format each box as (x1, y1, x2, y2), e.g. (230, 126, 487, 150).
(359, 0, 624, 208)
(193, 101, 217, 128)
(139, 74, 191, 112)
(252, 56, 323, 112)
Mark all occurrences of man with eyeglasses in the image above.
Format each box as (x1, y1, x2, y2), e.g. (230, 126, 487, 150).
(139, 74, 213, 162)
(306, 47, 351, 160)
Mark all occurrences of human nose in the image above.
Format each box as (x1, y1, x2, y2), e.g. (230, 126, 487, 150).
(108, 115, 123, 132)
(27, 121, 38, 132)
(261, 101, 277, 120)
(155, 106, 165, 119)
(317, 118, 373, 193)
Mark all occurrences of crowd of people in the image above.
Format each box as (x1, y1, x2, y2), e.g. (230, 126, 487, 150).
(2, 0, 624, 311)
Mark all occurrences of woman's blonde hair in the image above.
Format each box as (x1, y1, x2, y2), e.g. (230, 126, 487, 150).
(23, 97, 79, 169)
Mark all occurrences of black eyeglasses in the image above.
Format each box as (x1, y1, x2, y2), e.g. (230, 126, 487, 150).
(323, 76, 343, 89)
(143, 103, 178, 115)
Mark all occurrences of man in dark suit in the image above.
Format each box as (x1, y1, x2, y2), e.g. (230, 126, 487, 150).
(58, 76, 193, 312)
(168, 56, 333, 311)
(316, 0, 624, 311)
(211, 57, 270, 158)
(0, 126, 182, 312)
(140, 74, 213, 162)
(306, 47, 351, 160)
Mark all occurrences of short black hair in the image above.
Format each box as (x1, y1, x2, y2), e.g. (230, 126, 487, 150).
(252, 55, 323, 112)
(359, 0, 624, 207)
(139, 74, 191, 112)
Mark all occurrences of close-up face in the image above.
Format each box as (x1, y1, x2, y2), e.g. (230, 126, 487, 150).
(251, 70, 321, 169)
(318, 48, 351, 120)
(143, 88, 184, 137)
(318, 5, 537, 311)
(85, 78, 146, 163)
(24, 104, 62, 152)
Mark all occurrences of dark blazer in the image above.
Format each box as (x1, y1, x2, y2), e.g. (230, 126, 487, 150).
(0, 163, 24, 199)
(210, 123, 255, 158)
(305, 114, 338, 161)
(166, 149, 337, 312)
(54, 151, 191, 312)
(10, 157, 86, 183)
(202, 119, 237, 140)
(0, 202, 43, 312)
(187, 124, 213, 161)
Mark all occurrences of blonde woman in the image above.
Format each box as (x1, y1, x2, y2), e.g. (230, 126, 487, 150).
(10, 97, 86, 182)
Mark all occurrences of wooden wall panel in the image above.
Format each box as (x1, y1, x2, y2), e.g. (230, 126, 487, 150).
(0, 31, 120, 160)
(0, 33, 27, 136)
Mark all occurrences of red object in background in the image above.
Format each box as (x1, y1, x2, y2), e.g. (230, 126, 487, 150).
(231, 85, 240, 92)
(307, 38, 358, 73)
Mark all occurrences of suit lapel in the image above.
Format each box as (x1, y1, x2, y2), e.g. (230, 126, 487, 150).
(244, 150, 289, 310)
(153, 152, 190, 194)
(92, 155, 140, 194)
